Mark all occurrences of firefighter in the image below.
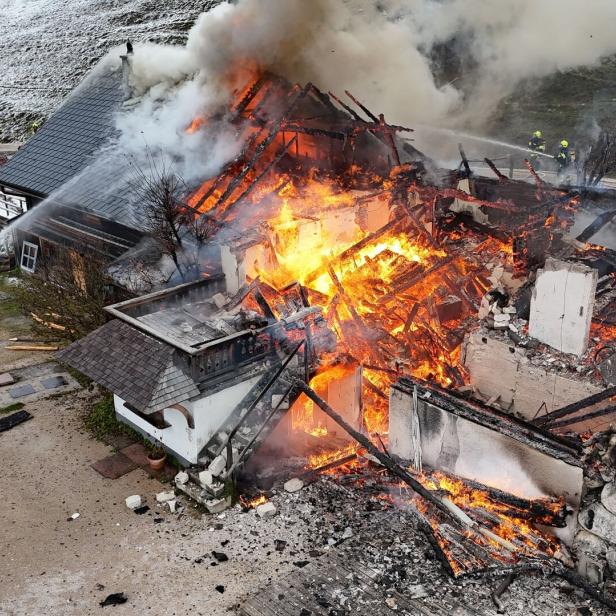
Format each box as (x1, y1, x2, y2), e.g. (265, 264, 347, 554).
(555, 139, 572, 173)
(528, 130, 545, 168)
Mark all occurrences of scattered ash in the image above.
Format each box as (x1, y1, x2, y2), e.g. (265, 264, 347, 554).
(172, 462, 614, 615)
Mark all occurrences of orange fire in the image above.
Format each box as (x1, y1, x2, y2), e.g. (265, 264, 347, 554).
(415, 470, 564, 563)
(240, 494, 268, 509)
(186, 116, 205, 134)
(307, 442, 359, 469)
(184, 73, 506, 448)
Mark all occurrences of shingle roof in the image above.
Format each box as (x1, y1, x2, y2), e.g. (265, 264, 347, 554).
(56, 319, 199, 413)
(0, 64, 125, 200)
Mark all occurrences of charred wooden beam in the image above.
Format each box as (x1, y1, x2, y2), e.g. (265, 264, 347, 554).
(403, 302, 421, 335)
(534, 385, 616, 427)
(328, 90, 363, 121)
(233, 74, 269, 115)
(280, 123, 346, 140)
(308, 84, 341, 116)
(484, 157, 509, 182)
(220, 136, 298, 223)
(549, 404, 616, 431)
(459, 143, 471, 178)
(362, 376, 388, 400)
(344, 90, 379, 123)
(576, 209, 616, 243)
(398, 376, 582, 462)
(293, 380, 466, 520)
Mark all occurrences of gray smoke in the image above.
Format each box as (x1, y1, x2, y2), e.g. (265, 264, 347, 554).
(127, 0, 616, 128)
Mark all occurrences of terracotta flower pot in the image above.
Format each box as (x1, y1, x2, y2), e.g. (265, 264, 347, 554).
(147, 450, 167, 471)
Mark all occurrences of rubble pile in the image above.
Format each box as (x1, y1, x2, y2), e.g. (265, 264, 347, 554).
(576, 429, 616, 589)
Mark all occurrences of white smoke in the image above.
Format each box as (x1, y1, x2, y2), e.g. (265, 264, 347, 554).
(126, 0, 616, 129)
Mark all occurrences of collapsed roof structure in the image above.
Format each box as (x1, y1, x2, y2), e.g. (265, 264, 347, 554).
(6, 54, 616, 605)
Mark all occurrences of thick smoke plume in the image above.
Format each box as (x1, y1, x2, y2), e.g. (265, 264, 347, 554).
(129, 0, 616, 131)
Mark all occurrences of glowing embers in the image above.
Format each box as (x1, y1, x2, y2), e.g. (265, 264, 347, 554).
(408, 469, 569, 577)
(240, 493, 268, 510)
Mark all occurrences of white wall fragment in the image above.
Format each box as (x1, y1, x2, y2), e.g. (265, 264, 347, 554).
(529, 258, 597, 356)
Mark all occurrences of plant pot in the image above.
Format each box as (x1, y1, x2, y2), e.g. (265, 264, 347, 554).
(147, 451, 167, 471)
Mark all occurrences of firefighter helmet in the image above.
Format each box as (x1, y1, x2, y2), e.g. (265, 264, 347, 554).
(533, 130, 542, 138)
(560, 139, 569, 148)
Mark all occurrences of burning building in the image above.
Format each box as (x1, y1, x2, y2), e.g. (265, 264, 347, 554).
(7, 49, 616, 604)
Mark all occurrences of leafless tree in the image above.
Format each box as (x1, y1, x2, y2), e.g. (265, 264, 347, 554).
(132, 159, 187, 273)
(581, 130, 616, 188)
(131, 157, 217, 280)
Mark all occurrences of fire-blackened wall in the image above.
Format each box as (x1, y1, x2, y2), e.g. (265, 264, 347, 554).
(389, 378, 583, 544)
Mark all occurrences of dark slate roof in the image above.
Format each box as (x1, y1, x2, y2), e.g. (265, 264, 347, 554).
(0, 64, 125, 199)
(56, 319, 199, 413)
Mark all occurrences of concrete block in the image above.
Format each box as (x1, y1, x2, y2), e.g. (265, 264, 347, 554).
(284, 478, 304, 493)
(205, 481, 225, 499)
(156, 491, 176, 503)
(199, 470, 214, 487)
(573, 529, 608, 557)
(607, 547, 616, 574)
(0, 373, 15, 387)
(256, 502, 277, 518)
(576, 551, 608, 586)
(529, 258, 597, 356)
(206, 496, 231, 514)
(212, 293, 228, 309)
(209, 455, 227, 478)
(462, 331, 602, 422)
(125, 495, 142, 510)
(174, 471, 189, 486)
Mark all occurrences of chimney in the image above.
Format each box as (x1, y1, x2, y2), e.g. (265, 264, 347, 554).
(120, 40, 134, 100)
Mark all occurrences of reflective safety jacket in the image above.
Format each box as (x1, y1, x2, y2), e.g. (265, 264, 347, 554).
(529, 136, 546, 152)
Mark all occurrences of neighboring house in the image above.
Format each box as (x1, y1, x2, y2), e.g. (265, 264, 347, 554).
(56, 275, 299, 466)
(0, 52, 143, 275)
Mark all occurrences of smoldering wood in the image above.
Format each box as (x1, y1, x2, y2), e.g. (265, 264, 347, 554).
(214, 83, 310, 216)
(576, 209, 616, 243)
(293, 379, 463, 521)
(299, 453, 359, 482)
(219, 136, 299, 223)
(491, 573, 516, 612)
(233, 74, 269, 116)
(434, 470, 568, 526)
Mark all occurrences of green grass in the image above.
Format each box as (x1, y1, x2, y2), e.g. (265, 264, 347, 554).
(0, 270, 23, 321)
(0, 402, 25, 415)
(64, 365, 92, 388)
(84, 394, 119, 440)
(83, 393, 165, 455)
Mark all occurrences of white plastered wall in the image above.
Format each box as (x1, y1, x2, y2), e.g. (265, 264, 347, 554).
(528, 258, 597, 357)
(114, 374, 262, 465)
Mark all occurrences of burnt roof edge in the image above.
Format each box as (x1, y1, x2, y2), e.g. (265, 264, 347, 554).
(393, 376, 582, 467)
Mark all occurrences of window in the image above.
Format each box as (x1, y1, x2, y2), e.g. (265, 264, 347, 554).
(20, 241, 38, 273)
(0, 189, 27, 220)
